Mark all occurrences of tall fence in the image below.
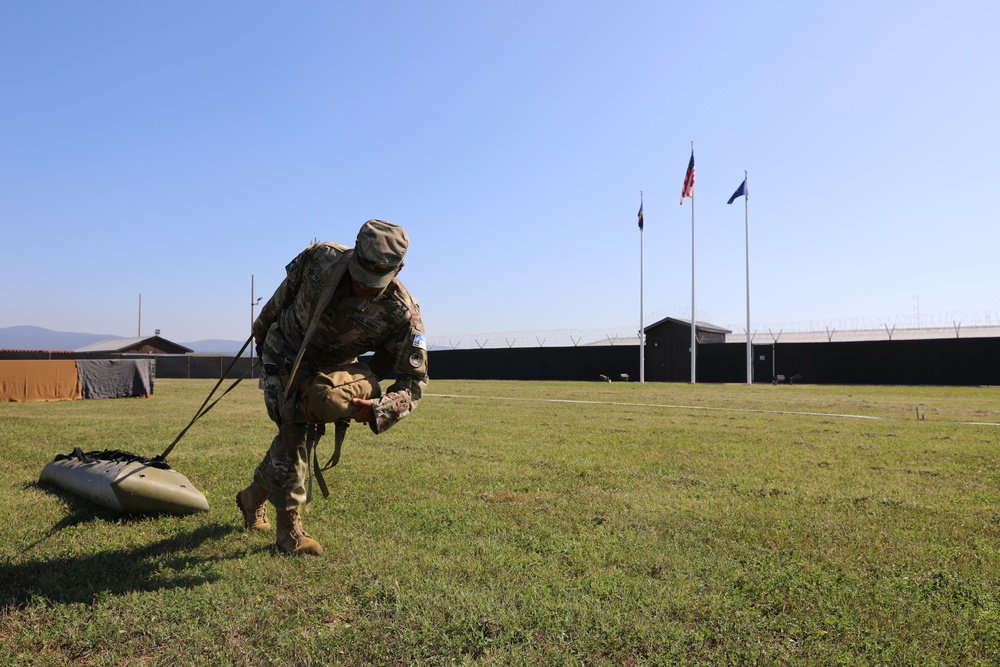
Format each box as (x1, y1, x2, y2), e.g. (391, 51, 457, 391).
(6, 337, 998, 385)
(427, 346, 638, 382)
(154, 355, 260, 379)
(752, 338, 1000, 386)
(428, 339, 1000, 385)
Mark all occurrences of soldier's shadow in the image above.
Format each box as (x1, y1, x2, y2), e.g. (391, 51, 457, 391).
(2, 484, 245, 610)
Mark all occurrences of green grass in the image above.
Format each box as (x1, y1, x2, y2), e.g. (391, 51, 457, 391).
(2, 379, 1000, 665)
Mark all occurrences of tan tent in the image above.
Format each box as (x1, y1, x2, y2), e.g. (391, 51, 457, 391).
(0, 360, 82, 402)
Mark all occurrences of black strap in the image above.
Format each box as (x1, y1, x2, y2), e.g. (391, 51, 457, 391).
(54, 447, 173, 470)
(284, 250, 353, 401)
(307, 420, 349, 503)
(158, 334, 256, 461)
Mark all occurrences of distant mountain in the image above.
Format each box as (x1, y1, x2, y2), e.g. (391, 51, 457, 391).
(0, 326, 120, 351)
(0, 326, 248, 355)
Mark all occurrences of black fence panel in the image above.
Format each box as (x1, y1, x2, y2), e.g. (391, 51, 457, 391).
(693, 343, 748, 383)
(154, 356, 190, 378)
(428, 346, 639, 381)
(152, 356, 259, 379)
(704, 337, 1000, 386)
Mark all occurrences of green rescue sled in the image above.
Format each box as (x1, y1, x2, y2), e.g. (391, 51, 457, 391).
(40, 448, 209, 515)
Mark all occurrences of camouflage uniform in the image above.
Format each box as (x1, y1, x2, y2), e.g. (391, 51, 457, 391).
(249, 221, 428, 510)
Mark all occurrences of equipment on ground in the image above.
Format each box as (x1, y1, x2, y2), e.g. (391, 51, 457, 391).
(40, 448, 209, 514)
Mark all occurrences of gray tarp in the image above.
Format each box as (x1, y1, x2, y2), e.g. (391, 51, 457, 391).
(76, 359, 155, 399)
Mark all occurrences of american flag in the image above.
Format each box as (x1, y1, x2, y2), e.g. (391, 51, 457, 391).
(680, 150, 695, 204)
(637, 200, 644, 230)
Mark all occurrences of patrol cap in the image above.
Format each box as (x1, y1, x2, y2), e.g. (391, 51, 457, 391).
(349, 219, 409, 288)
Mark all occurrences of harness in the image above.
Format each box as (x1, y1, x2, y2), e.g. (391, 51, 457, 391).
(281, 248, 355, 504)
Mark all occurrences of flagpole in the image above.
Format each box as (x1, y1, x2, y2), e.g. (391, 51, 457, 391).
(639, 191, 645, 383)
(689, 141, 696, 384)
(744, 170, 751, 385)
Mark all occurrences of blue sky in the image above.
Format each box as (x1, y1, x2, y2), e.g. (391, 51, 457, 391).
(2, 2, 998, 346)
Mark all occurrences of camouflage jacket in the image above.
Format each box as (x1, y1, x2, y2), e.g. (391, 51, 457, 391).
(253, 242, 428, 433)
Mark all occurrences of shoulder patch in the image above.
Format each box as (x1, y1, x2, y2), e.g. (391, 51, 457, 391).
(285, 258, 297, 273)
(412, 333, 427, 350)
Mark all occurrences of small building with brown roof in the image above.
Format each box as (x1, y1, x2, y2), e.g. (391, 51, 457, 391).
(74, 336, 193, 355)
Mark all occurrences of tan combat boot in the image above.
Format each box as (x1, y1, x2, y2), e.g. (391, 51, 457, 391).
(275, 506, 324, 556)
(236, 482, 271, 531)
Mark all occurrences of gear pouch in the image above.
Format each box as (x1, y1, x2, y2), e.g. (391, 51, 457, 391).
(293, 362, 381, 423)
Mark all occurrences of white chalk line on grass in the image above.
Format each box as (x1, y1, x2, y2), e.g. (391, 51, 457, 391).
(426, 393, 1000, 427)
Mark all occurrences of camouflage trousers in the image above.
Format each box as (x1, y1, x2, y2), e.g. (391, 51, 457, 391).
(251, 365, 312, 509)
(252, 360, 379, 509)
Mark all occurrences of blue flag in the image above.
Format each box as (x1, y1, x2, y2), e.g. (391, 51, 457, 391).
(727, 177, 747, 205)
(637, 201, 644, 230)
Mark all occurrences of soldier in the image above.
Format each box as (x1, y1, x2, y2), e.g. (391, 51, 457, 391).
(236, 219, 428, 556)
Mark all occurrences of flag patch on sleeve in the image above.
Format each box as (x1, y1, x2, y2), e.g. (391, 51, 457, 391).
(413, 333, 427, 350)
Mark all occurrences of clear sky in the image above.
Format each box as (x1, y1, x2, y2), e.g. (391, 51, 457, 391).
(3, 2, 998, 346)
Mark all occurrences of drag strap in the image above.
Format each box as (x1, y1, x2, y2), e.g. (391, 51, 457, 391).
(284, 250, 353, 401)
(311, 420, 349, 501)
(159, 334, 255, 461)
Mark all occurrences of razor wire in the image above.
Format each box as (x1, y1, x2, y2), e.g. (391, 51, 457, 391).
(429, 309, 1000, 350)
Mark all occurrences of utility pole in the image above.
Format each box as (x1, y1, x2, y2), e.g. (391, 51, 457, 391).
(250, 275, 262, 376)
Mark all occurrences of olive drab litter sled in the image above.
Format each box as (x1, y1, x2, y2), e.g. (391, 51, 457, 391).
(39, 335, 256, 515)
(40, 448, 209, 515)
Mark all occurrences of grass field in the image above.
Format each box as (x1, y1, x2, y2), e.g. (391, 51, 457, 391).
(2, 379, 999, 666)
